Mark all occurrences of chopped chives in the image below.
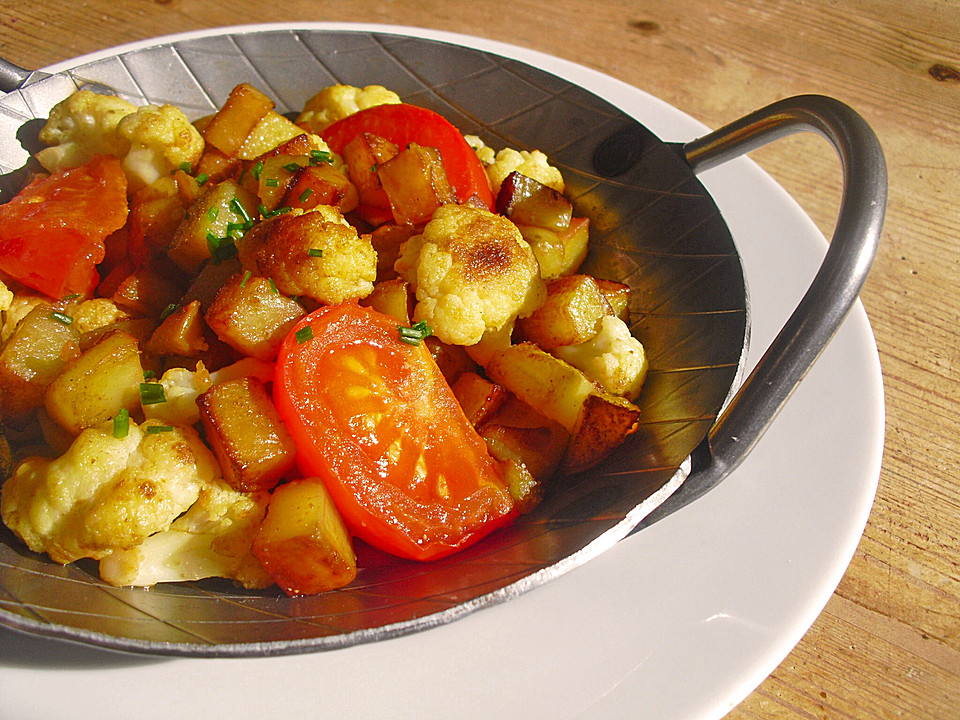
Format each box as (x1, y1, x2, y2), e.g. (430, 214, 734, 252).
(239, 270, 251, 288)
(397, 320, 432, 345)
(265, 177, 280, 188)
(307, 248, 323, 258)
(139, 382, 167, 405)
(268, 278, 278, 294)
(143, 370, 156, 379)
(298, 187, 314, 203)
(282, 162, 302, 173)
(62, 293, 81, 301)
(195, 172, 209, 186)
(146, 425, 174, 434)
(112, 408, 130, 439)
(229, 197, 252, 224)
(206, 206, 219, 222)
(178, 161, 192, 172)
(159, 303, 179, 321)
(50, 311, 73, 326)
(309, 149, 332, 164)
(295, 326, 314, 344)
(251, 160, 264, 180)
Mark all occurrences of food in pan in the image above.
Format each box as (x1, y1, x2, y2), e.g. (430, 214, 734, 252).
(0, 82, 648, 596)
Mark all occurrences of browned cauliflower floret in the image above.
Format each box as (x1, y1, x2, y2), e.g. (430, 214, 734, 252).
(1, 420, 219, 564)
(466, 138, 565, 197)
(238, 206, 377, 305)
(115, 104, 204, 192)
(395, 204, 546, 346)
(553, 315, 648, 400)
(296, 84, 401, 133)
(35, 90, 138, 172)
(99, 478, 272, 589)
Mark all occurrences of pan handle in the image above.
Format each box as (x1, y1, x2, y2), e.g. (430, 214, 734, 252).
(0, 57, 32, 94)
(644, 94, 886, 524)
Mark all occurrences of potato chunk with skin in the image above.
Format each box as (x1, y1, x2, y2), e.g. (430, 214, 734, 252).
(516, 274, 611, 350)
(395, 204, 546, 346)
(45, 330, 143, 436)
(252, 476, 357, 596)
(198, 377, 297, 492)
(205, 272, 305, 361)
(237, 206, 377, 305)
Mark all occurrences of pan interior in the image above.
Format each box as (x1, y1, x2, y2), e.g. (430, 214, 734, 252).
(0, 28, 746, 655)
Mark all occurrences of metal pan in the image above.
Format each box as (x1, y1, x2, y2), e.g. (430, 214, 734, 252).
(0, 26, 885, 656)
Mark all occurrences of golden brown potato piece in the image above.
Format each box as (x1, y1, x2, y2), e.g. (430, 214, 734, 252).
(516, 274, 611, 349)
(168, 179, 259, 275)
(594, 278, 631, 322)
(202, 83, 275, 157)
(424, 337, 478, 386)
(518, 216, 590, 279)
(236, 110, 308, 160)
(370, 223, 418, 281)
(484, 342, 595, 433)
(342, 131, 398, 208)
(252, 476, 357, 596)
(477, 393, 570, 482)
(283, 163, 359, 215)
(109, 260, 186, 319)
(144, 300, 209, 358)
(44, 330, 143, 436)
(204, 272, 305, 361)
(561, 391, 640, 474)
(377, 143, 457, 226)
(452, 371, 508, 427)
(0, 303, 81, 424)
(197, 377, 297, 492)
(359, 277, 412, 324)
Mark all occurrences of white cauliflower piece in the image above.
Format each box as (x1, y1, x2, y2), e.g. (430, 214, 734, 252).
(465, 135, 496, 165)
(0, 280, 14, 315)
(142, 363, 213, 426)
(99, 478, 272, 589)
(35, 90, 204, 194)
(484, 147, 565, 197)
(70, 298, 130, 335)
(35, 90, 137, 173)
(238, 205, 377, 305)
(553, 315, 648, 400)
(0, 420, 218, 564)
(296, 84, 401, 133)
(396, 204, 546, 346)
(115, 104, 204, 192)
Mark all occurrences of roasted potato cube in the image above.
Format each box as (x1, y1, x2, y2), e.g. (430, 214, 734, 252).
(144, 300, 209, 358)
(594, 278, 631, 322)
(452, 371, 508, 427)
(198, 377, 297, 492)
(478, 393, 569, 481)
(282, 163, 359, 215)
(517, 274, 610, 349)
(252, 476, 357, 596)
(342, 131, 398, 208)
(370, 223, 418, 281)
(237, 111, 308, 160)
(181, 258, 243, 310)
(205, 272, 306, 361)
(168, 180, 259, 274)
(496, 171, 572, 231)
(202, 83, 275, 157)
(561, 390, 640, 474)
(518, 216, 590, 279)
(495, 458, 544, 515)
(359, 277, 412, 324)
(109, 260, 186, 318)
(0, 303, 81, 424)
(255, 154, 310, 212)
(484, 342, 595, 434)
(127, 182, 188, 260)
(425, 336, 478, 386)
(195, 146, 243, 185)
(44, 330, 143, 436)
(377, 143, 457, 226)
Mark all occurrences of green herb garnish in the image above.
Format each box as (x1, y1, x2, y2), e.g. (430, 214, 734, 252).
(112, 408, 130, 439)
(307, 248, 323, 258)
(146, 425, 174, 434)
(139, 382, 167, 406)
(295, 326, 314, 344)
(397, 320, 432, 345)
(50, 311, 73, 326)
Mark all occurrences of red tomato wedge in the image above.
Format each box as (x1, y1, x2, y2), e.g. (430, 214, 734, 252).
(321, 103, 494, 210)
(274, 303, 515, 561)
(0, 155, 128, 299)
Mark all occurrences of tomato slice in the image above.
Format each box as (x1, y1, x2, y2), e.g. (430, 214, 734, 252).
(274, 303, 515, 561)
(321, 103, 494, 211)
(0, 155, 128, 299)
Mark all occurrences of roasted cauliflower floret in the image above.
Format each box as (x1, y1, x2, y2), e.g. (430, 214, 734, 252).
(142, 364, 213, 426)
(35, 90, 138, 172)
(99, 478, 272, 589)
(0, 420, 218, 564)
(484, 147, 565, 197)
(115, 104, 204, 192)
(553, 315, 648, 400)
(70, 298, 130, 335)
(35, 90, 204, 194)
(296, 84, 402, 133)
(237, 206, 377, 305)
(395, 204, 546, 346)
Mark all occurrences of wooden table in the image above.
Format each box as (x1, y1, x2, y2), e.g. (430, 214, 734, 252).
(1, 1, 957, 717)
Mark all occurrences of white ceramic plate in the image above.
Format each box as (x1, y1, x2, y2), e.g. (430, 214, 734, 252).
(0, 23, 883, 720)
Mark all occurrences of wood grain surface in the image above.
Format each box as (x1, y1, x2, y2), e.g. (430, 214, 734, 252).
(1, 1, 957, 717)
